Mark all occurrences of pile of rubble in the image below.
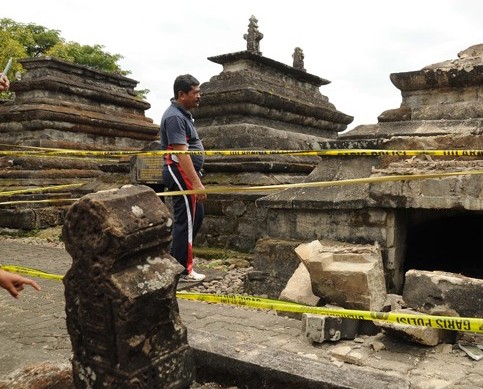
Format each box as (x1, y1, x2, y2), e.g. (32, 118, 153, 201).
(280, 239, 482, 351)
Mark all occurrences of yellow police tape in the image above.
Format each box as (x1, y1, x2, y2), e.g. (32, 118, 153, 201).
(1, 170, 483, 205)
(1, 265, 64, 281)
(177, 292, 483, 334)
(156, 170, 483, 197)
(1, 146, 483, 157)
(0, 183, 83, 198)
(1, 264, 482, 333)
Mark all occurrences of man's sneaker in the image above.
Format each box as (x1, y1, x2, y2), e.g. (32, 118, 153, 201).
(180, 270, 205, 282)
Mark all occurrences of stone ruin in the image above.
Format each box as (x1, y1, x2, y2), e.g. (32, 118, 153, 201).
(62, 185, 194, 388)
(1, 57, 158, 149)
(186, 16, 353, 253)
(246, 42, 483, 301)
(0, 57, 158, 229)
(243, 41, 483, 346)
(0, 16, 481, 348)
(290, 238, 483, 346)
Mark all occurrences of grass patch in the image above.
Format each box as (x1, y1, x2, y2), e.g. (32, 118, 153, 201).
(194, 246, 253, 261)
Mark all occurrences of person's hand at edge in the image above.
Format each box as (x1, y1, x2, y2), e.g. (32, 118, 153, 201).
(0, 269, 41, 299)
(0, 74, 10, 92)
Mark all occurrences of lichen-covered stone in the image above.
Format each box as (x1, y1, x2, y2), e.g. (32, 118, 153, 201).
(63, 185, 194, 388)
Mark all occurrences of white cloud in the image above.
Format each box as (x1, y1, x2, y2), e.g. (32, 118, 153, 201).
(3, 0, 482, 131)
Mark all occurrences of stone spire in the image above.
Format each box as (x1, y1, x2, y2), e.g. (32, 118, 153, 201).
(292, 47, 306, 72)
(243, 15, 263, 55)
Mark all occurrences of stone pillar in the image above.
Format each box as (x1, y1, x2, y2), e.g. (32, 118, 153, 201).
(62, 185, 194, 389)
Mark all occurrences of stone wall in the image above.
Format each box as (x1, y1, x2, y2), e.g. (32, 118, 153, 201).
(261, 207, 406, 292)
(198, 193, 269, 252)
(0, 57, 158, 229)
(1, 57, 158, 149)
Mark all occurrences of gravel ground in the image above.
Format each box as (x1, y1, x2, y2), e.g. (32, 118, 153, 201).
(189, 258, 252, 295)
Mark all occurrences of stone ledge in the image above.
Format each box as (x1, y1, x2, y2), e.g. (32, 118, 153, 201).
(189, 328, 409, 389)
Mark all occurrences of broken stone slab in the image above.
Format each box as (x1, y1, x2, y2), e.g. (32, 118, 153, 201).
(279, 262, 320, 306)
(295, 239, 387, 311)
(458, 342, 483, 361)
(302, 313, 359, 343)
(329, 345, 371, 366)
(374, 309, 455, 346)
(403, 269, 483, 318)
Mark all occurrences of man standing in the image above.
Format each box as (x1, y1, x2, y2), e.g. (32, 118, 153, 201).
(160, 74, 206, 281)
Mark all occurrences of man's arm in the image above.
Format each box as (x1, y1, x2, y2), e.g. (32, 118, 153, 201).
(171, 143, 207, 203)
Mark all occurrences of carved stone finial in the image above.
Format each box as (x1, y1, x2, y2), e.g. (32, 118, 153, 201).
(292, 47, 306, 72)
(243, 15, 263, 55)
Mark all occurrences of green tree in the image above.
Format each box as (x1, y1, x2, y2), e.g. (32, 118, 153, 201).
(0, 18, 148, 99)
(1, 18, 62, 57)
(46, 41, 128, 75)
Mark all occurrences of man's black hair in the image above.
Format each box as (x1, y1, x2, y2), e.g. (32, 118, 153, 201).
(173, 74, 200, 100)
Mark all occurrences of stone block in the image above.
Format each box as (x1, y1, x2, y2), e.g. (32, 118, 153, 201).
(266, 210, 295, 238)
(63, 185, 195, 388)
(296, 240, 387, 311)
(329, 345, 369, 366)
(403, 269, 483, 318)
(223, 201, 247, 217)
(302, 313, 359, 343)
(245, 237, 301, 298)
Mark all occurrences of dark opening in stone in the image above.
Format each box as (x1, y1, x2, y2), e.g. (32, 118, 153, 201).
(405, 210, 483, 279)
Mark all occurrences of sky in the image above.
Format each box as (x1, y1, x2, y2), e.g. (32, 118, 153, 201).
(2, 0, 482, 132)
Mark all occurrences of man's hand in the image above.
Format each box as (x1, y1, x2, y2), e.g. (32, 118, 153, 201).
(193, 183, 207, 203)
(0, 269, 41, 299)
(172, 144, 207, 203)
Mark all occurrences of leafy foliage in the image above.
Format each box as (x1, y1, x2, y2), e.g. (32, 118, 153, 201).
(1, 18, 62, 57)
(0, 18, 147, 98)
(46, 42, 127, 75)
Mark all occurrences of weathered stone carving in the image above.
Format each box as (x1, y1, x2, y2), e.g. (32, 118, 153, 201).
(63, 185, 194, 388)
(292, 47, 306, 72)
(243, 15, 263, 55)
